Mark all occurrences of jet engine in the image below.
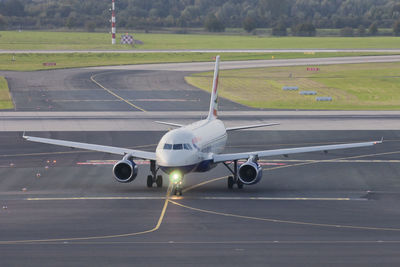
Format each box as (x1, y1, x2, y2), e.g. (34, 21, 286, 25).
(238, 156, 262, 185)
(113, 156, 138, 183)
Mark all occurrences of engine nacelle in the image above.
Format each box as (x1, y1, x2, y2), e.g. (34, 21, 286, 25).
(113, 158, 138, 183)
(238, 156, 263, 185)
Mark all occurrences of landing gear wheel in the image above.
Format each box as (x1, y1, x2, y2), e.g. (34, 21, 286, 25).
(237, 180, 244, 189)
(174, 186, 183, 196)
(227, 176, 234, 189)
(176, 188, 182, 196)
(156, 175, 163, 188)
(147, 175, 153, 188)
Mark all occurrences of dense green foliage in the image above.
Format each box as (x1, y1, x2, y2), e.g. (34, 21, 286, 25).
(1, 0, 400, 32)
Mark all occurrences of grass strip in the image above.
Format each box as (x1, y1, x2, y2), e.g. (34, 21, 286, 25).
(0, 77, 14, 110)
(186, 62, 400, 110)
(1, 52, 399, 71)
(2, 31, 400, 50)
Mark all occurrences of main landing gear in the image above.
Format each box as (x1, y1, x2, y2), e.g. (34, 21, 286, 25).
(223, 160, 243, 190)
(147, 160, 163, 188)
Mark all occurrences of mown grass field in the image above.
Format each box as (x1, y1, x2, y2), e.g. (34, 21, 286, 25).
(1, 31, 400, 50)
(186, 62, 400, 110)
(1, 52, 398, 71)
(0, 77, 14, 109)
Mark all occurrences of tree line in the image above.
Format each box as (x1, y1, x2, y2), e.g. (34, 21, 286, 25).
(1, 0, 400, 36)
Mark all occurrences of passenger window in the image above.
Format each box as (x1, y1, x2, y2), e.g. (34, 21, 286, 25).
(173, 144, 183, 150)
(163, 143, 172, 150)
(184, 144, 192, 150)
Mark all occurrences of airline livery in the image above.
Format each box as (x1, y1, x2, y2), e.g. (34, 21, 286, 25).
(24, 56, 382, 195)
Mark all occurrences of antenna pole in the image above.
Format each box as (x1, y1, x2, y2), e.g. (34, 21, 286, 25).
(111, 0, 116, 45)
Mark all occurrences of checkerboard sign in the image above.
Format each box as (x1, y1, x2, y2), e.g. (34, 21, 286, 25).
(121, 35, 133, 44)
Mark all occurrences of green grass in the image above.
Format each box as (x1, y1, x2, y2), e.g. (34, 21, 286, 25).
(186, 62, 400, 110)
(0, 77, 14, 110)
(1, 31, 400, 50)
(1, 52, 399, 71)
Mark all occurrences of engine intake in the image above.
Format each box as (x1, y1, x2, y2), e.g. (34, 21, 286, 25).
(238, 156, 263, 185)
(113, 157, 138, 183)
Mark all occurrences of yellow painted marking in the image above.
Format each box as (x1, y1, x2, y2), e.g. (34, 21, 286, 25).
(169, 200, 400, 232)
(90, 73, 146, 112)
(0, 185, 172, 244)
(182, 176, 226, 193)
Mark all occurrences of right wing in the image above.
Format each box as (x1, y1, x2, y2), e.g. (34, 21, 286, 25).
(23, 135, 157, 160)
(213, 139, 382, 163)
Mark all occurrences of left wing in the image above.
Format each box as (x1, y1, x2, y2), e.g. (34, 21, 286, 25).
(213, 139, 382, 163)
(23, 135, 157, 160)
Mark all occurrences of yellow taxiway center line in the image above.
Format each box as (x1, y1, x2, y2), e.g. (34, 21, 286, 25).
(0, 186, 172, 244)
(169, 200, 400, 232)
(90, 73, 146, 112)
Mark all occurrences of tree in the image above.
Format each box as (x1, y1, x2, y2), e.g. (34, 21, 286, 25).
(85, 21, 96, 32)
(291, 23, 316, 37)
(272, 22, 287, 36)
(243, 16, 256, 33)
(0, 15, 7, 30)
(340, 27, 354, 37)
(204, 14, 225, 32)
(368, 21, 378, 36)
(357, 25, 366, 36)
(393, 20, 400, 36)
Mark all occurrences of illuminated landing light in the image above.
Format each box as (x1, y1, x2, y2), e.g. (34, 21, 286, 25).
(169, 170, 183, 185)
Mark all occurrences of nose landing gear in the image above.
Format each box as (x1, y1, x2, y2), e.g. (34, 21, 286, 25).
(173, 183, 183, 196)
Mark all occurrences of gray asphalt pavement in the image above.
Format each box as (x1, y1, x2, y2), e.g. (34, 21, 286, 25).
(1, 69, 248, 112)
(0, 130, 400, 266)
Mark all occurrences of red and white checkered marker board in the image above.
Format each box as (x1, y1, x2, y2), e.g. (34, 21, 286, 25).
(121, 35, 133, 44)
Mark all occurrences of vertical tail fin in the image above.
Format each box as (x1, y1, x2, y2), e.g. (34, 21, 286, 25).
(207, 55, 220, 120)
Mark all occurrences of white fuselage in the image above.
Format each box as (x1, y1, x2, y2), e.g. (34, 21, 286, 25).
(156, 119, 227, 174)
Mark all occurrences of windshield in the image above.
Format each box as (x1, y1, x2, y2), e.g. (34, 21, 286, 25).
(163, 143, 172, 150)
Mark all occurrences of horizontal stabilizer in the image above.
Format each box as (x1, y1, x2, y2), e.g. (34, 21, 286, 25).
(226, 123, 279, 131)
(154, 121, 184, 128)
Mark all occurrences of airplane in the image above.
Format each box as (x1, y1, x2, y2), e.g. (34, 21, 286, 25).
(23, 55, 383, 196)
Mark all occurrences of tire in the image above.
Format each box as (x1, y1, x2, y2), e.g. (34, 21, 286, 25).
(176, 189, 182, 196)
(156, 175, 163, 188)
(147, 175, 153, 188)
(237, 180, 244, 189)
(227, 176, 234, 189)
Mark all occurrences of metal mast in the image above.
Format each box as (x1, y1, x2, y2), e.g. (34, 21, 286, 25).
(111, 0, 116, 45)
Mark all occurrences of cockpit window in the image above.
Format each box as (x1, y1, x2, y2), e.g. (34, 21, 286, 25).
(183, 144, 192, 150)
(163, 143, 172, 150)
(173, 144, 183, 150)
(174, 144, 183, 150)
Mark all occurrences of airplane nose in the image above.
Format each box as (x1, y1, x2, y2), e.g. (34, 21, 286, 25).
(156, 150, 196, 167)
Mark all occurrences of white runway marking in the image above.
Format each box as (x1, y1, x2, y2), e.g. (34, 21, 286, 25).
(25, 196, 358, 201)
